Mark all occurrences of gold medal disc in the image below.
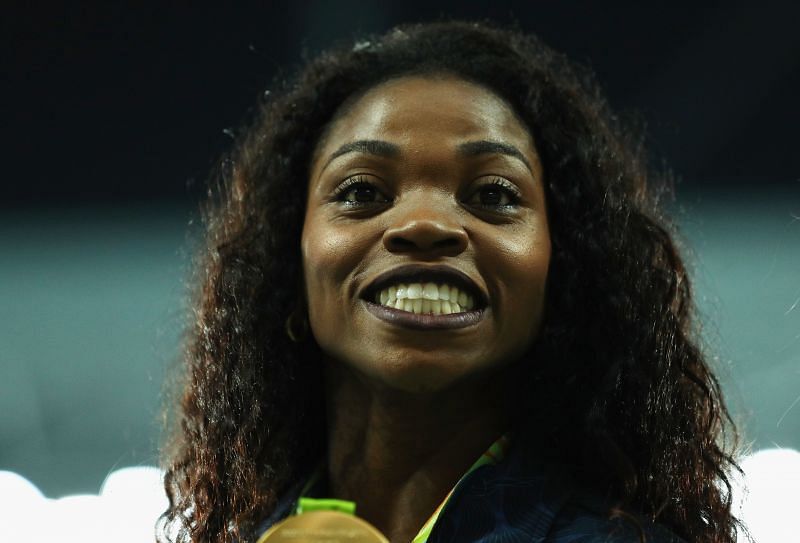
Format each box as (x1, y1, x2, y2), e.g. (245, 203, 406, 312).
(256, 510, 390, 543)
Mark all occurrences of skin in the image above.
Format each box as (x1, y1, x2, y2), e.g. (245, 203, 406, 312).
(301, 76, 551, 542)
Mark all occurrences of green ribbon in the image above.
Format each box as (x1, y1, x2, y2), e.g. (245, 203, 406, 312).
(296, 497, 356, 516)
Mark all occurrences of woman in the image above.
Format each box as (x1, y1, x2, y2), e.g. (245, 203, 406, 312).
(159, 21, 744, 543)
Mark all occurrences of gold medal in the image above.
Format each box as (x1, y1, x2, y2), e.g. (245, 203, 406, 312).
(255, 510, 389, 543)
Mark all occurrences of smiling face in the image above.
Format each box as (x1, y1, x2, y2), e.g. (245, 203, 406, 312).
(301, 76, 551, 393)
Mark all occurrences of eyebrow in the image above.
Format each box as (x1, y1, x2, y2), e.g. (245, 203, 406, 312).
(322, 138, 532, 173)
(323, 140, 401, 170)
(456, 140, 532, 173)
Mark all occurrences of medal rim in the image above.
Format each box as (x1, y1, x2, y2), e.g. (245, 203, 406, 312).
(255, 510, 390, 543)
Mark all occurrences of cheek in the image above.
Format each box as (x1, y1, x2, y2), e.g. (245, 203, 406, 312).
(300, 217, 368, 328)
(519, 223, 551, 287)
(496, 221, 551, 337)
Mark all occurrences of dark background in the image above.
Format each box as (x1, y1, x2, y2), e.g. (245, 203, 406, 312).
(3, 1, 800, 208)
(2, 1, 799, 497)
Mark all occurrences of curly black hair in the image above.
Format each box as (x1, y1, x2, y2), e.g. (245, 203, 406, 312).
(159, 20, 744, 543)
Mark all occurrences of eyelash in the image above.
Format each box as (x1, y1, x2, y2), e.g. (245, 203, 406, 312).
(331, 176, 386, 205)
(332, 176, 522, 210)
(472, 178, 522, 208)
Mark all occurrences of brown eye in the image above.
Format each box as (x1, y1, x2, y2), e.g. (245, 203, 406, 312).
(344, 184, 379, 203)
(334, 176, 391, 206)
(467, 178, 521, 208)
(476, 186, 510, 206)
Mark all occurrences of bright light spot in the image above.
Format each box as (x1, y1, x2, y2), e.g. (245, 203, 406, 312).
(732, 448, 800, 542)
(0, 470, 47, 542)
(44, 494, 110, 542)
(100, 466, 168, 543)
(0, 467, 167, 543)
(3, 450, 800, 542)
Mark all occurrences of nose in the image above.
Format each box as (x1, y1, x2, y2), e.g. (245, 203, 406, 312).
(382, 197, 468, 257)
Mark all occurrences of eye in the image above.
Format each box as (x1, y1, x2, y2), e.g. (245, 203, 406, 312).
(333, 176, 391, 206)
(466, 178, 522, 208)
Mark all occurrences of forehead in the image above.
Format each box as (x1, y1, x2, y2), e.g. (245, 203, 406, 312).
(310, 76, 537, 172)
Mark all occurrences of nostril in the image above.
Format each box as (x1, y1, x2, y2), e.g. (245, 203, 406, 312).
(430, 238, 464, 252)
(382, 217, 469, 256)
(387, 237, 416, 250)
(386, 234, 466, 254)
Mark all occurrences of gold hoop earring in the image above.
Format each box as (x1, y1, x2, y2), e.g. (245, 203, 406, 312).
(285, 306, 309, 343)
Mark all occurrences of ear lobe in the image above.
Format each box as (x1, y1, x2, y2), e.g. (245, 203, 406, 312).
(285, 301, 309, 343)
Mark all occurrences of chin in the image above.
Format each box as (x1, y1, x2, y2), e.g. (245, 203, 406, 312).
(379, 371, 460, 395)
(365, 359, 465, 395)
(361, 351, 508, 396)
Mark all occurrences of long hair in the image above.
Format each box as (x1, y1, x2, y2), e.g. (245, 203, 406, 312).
(159, 20, 743, 543)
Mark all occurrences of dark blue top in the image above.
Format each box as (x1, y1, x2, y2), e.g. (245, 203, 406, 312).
(254, 445, 685, 542)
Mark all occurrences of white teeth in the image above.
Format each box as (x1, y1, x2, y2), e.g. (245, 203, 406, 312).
(396, 284, 407, 300)
(422, 283, 438, 300)
(373, 282, 479, 315)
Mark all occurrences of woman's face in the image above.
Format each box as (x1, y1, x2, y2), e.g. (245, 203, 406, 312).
(302, 76, 551, 393)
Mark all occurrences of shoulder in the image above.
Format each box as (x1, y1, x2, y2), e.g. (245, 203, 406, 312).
(427, 445, 686, 543)
(546, 497, 686, 543)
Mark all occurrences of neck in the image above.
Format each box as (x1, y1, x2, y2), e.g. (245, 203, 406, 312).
(324, 362, 514, 542)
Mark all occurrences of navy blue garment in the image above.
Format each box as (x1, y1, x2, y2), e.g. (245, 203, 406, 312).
(425, 447, 684, 542)
(254, 445, 685, 543)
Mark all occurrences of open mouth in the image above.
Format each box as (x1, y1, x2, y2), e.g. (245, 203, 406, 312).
(370, 282, 478, 315)
(360, 264, 488, 329)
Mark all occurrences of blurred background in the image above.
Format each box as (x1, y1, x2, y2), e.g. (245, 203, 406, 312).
(1, 1, 798, 535)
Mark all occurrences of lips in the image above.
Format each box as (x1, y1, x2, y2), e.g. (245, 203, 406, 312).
(363, 301, 486, 330)
(359, 264, 488, 309)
